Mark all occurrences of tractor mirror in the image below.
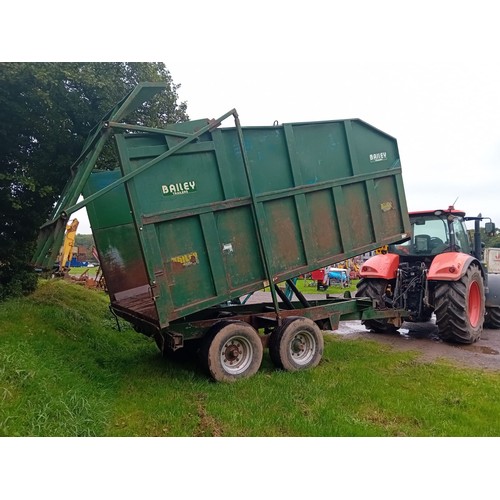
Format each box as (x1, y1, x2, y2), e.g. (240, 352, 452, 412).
(485, 222, 496, 235)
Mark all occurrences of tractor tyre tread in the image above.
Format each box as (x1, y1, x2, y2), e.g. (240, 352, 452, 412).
(434, 264, 484, 344)
(485, 306, 500, 329)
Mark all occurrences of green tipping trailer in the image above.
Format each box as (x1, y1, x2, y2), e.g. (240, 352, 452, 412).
(32, 82, 411, 382)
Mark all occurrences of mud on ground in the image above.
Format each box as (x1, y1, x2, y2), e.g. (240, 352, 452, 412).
(244, 291, 500, 371)
(336, 320, 500, 371)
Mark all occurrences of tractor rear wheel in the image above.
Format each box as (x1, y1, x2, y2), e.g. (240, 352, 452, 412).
(434, 264, 485, 344)
(356, 278, 399, 334)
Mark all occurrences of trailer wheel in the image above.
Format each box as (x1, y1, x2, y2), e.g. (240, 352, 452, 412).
(485, 307, 500, 329)
(434, 264, 485, 344)
(269, 317, 324, 371)
(199, 321, 263, 382)
(355, 278, 399, 334)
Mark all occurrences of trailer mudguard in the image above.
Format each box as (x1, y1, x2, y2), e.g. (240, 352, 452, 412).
(486, 273, 500, 308)
(359, 253, 400, 279)
(427, 252, 477, 281)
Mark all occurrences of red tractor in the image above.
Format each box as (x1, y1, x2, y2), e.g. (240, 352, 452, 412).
(356, 206, 500, 343)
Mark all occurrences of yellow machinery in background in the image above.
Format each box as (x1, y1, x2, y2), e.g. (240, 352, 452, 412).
(57, 218, 79, 274)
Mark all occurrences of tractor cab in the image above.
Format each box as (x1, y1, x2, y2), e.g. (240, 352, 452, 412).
(389, 207, 471, 261)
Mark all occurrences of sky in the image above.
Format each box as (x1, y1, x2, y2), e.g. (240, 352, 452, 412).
(3, 0, 499, 495)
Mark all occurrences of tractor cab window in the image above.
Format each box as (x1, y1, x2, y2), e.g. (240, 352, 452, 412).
(390, 215, 451, 256)
(452, 217, 472, 254)
(390, 214, 472, 256)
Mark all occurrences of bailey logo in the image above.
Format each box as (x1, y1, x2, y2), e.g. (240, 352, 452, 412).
(162, 181, 196, 196)
(369, 152, 387, 163)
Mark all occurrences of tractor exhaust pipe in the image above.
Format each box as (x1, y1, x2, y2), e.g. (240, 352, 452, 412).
(474, 214, 482, 261)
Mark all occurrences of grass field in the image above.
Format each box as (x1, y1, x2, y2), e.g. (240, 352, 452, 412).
(67, 266, 99, 278)
(1, 279, 500, 437)
(263, 276, 359, 295)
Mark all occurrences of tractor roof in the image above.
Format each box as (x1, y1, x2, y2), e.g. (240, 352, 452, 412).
(409, 206, 466, 218)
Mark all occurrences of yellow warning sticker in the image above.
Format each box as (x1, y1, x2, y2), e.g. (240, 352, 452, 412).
(171, 252, 199, 267)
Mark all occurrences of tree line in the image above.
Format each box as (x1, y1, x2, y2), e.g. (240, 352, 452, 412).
(0, 62, 188, 300)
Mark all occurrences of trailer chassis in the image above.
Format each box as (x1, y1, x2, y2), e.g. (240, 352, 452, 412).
(111, 280, 407, 382)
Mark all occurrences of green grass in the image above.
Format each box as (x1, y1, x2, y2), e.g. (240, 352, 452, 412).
(268, 277, 359, 295)
(295, 276, 358, 294)
(1, 279, 500, 436)
(67, 266, 99, 278)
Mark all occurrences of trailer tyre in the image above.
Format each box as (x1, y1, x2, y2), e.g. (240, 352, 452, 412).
(199, 321, 263, 382)
(355, 278, 399, 334)
(434, 264, 485, 344)
(269, 317, 324, 371)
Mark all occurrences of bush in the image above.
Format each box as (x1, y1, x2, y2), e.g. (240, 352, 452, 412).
(0, 262, 38, 301)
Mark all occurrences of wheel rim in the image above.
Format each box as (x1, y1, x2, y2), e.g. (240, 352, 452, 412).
(289, 330, 316, 366)
(468, 280, 482, 328)
(220, 336, 254, 375)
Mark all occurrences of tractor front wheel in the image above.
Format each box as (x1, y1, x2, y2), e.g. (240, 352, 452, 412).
(434, 264, 485, 344)
(484, 307, 500, 329)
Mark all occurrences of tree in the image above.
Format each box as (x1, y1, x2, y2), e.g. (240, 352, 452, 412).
(0, 62, 188, 300)
(75, 234, 95, 250)
(484, 230, 500, 248)
(75, 234, 96, 263)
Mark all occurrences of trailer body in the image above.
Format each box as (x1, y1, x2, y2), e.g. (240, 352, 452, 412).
(83, 114, 410, 335)
(32, 83, 411, 381)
